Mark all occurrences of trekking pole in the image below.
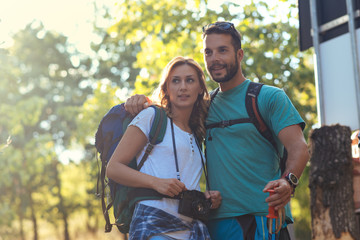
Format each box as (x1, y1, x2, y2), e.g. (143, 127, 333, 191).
(266, 189, 284, 234)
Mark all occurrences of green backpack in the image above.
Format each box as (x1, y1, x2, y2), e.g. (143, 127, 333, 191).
(95, 104, 168, 233)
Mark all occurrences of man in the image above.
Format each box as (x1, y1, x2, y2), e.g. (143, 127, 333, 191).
(125, 21, 310, 240)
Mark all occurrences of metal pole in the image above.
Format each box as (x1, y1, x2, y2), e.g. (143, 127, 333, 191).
(309, 0, 326, 126)
(346, 0, 360, 130)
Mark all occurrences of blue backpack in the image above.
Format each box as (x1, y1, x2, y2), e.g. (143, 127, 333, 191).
(95, 104, 168, 233)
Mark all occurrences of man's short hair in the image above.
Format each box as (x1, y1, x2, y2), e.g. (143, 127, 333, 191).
(202, 21, 242, 51)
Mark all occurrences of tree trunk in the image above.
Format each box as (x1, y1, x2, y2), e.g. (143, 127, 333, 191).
(355, 160, 360, 232)
(29, 192, 38, 240)
(18, 207, 25, 240)
(53, 160, 70, 240)
(15, 173, 26, 240)
(309, 124, 360, 240)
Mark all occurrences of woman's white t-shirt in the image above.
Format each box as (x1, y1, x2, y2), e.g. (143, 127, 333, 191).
(129, 107, 204, 238)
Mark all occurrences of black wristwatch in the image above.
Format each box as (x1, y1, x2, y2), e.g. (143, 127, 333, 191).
(284, 172, 299, 189)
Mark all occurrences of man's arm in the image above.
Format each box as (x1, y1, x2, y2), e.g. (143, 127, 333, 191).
(124, 94, 151, 115)
(263, 124, 310, 210)
(278, 124, 309, 179)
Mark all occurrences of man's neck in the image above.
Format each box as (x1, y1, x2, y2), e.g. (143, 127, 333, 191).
(219, 74, 246, 92)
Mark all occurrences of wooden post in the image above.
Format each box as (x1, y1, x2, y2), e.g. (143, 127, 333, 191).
(309, 124, 360, 240)
(352, 130, 360, 232)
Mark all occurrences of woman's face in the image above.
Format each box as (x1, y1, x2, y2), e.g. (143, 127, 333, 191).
(167, 64, 203, 112)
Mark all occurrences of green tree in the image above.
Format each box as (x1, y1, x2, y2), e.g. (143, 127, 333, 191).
(90, 0, 233, 94)
(76, 80, 122, 234)
(0, 22, 93, 240)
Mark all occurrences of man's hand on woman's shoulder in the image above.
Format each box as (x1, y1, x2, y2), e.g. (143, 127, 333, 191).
(124, 94, 151, 116)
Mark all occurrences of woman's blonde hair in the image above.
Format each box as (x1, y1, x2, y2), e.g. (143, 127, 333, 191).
(153, 56, 209, 142)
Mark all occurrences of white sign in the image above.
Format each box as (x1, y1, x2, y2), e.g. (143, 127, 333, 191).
(315, 28, 360, 130)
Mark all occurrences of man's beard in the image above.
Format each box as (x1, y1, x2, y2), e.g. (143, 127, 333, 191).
(208, 57, 239, 83)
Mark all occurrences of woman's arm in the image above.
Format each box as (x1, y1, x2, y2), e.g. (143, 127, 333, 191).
(106, 125, 186, 197)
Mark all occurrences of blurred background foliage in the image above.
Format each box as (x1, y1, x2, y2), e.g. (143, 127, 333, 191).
(0, 0, 315, 239)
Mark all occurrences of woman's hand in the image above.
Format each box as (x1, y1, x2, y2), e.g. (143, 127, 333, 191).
(205, 190, 222, 209)
(153, 178, 187, 197)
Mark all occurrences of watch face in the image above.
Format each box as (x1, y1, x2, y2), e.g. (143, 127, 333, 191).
(289, 173, 298, 185)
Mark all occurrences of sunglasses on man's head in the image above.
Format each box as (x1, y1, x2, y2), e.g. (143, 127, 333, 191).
(202, 22, 241, 48)
(202, 22, 235, 32)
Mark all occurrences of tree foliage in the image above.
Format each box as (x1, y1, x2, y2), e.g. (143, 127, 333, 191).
(0, 22, 97, 239)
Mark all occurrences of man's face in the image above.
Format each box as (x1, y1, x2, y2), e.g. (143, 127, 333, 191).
(203, 33, 239, 83)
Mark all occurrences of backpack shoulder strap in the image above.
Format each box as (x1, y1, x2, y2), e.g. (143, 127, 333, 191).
(137, 106, 167, 170)
(206, 87, 251, 130)
(245, 82, 279, 155)
(206, 82, 286, 173)
(210, 87, 220, 103)
(148, 106, 167, 144)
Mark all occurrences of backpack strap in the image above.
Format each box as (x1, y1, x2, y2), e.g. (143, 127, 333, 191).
(245, 82, 279, 155)
(207, 87, 252, 129)
(210, 87, 220, 102)
(137, 106, 167, 170)
(206, 82, 278, 152)
(206, 82, 286, 173)
(205, 118, 251, 129)
(99, 133, 113, 232)
(245, 82, 286, 173)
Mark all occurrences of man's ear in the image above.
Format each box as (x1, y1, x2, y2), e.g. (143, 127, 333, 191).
(237, 49, 244, 62)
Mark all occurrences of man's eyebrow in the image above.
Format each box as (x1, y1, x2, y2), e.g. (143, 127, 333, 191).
(204, 45, 229, 50)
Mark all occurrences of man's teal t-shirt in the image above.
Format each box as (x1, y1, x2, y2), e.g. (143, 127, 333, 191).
(205, 79, 305, 221)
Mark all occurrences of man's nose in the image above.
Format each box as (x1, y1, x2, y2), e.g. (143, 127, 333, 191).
(209, 52, 220, 63)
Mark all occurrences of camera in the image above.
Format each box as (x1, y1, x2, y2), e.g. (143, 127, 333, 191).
(177, 190, 212, 221)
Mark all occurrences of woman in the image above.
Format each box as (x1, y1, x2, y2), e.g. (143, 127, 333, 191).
(106, 56, 221, 240)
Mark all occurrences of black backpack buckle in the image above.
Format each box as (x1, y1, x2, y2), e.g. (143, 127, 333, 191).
(220, 120, 230, 128)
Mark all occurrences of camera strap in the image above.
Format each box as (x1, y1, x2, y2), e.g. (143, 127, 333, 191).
(170, 118, 210, 190)
(194, 136, 211, 191)
(170, 118, 181, 181)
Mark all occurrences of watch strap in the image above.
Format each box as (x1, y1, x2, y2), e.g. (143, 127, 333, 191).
(283, 172, 299, 197)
